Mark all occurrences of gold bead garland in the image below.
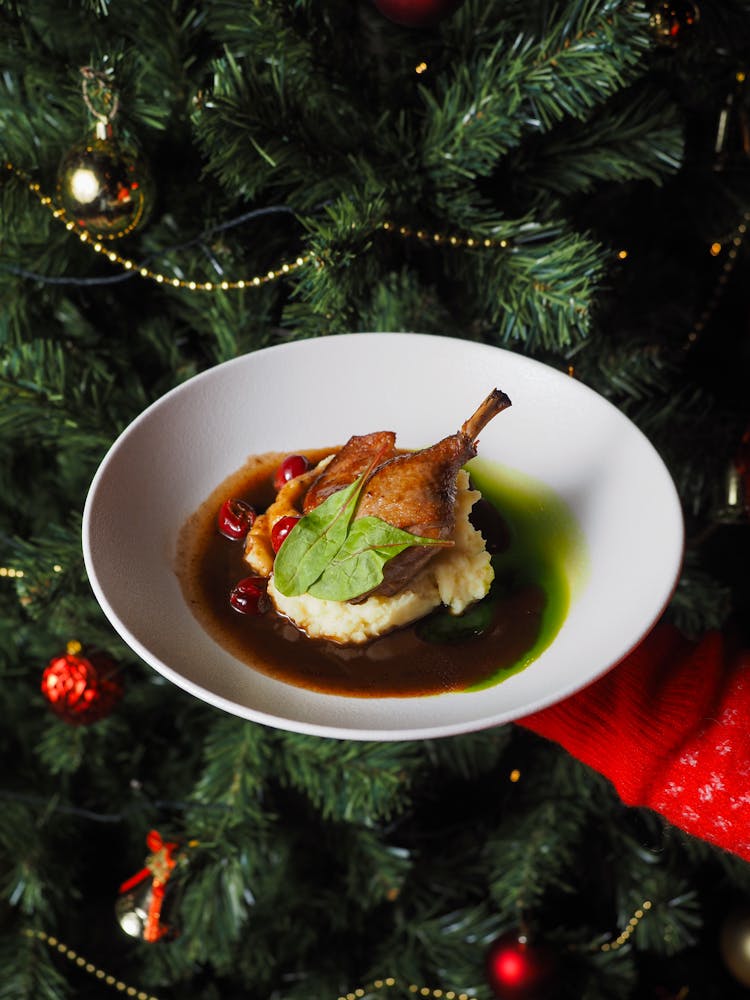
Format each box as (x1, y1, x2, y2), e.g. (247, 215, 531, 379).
(5, 161, 512, 292)
(22, 898, 656, 998)
(337, 980, 477, 1000)
(598, 899, 653, 952)
(7, 154, 747, 348)
(0, 562, 64, 580)
(5, 161, 314, 291)
(381, 220, 509, 250)
(7, 157, 746, 356)
(683, 210, 750, 351)
(23, 929, 482, 1000)
(22, 929, 161, 1000)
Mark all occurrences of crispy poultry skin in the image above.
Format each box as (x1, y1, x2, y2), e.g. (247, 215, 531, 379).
(353, 389, 511, 597)
(302, 431, 396, 513)
(301, 389, 511, 600)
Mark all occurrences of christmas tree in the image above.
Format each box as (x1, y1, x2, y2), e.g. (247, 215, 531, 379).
(2, 1, 750, 997)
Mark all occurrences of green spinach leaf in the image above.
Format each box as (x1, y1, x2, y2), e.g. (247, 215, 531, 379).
(272, 475, 365, 596)
(308, 516, 450, 602)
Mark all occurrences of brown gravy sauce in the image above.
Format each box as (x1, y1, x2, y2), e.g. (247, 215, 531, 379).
(176, 451, 545, 698)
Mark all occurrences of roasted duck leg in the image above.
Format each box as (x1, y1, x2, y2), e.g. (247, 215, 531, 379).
(354, 388, 511, 598)
(303, 431, 396, 513)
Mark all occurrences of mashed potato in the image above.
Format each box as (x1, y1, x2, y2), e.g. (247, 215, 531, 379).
(267, 470, 493, 644)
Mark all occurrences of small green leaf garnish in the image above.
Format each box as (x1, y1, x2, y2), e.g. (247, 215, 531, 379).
(272, 475, 365, 597)
(308, 516, 450, 602)
(273, 481, 452, 602)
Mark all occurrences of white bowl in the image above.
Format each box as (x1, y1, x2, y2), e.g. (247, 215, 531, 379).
(82, 332, 684, 740)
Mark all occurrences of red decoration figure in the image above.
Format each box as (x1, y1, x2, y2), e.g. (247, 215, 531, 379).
(371, 0, 465, 28)
(41, 641, 123, 724)
(117, 830, 180, 942)
(485, 931, 560, 999)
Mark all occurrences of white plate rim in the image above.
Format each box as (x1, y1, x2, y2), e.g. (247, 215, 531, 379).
(82, 332, 685, 741)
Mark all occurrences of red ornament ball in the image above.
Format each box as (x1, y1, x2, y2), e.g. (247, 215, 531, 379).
(485, 932, 560, 1000)
(371, 0, 465, 27)
(41, 644, 124, 725)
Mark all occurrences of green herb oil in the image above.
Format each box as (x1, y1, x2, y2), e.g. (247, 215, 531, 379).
(465, 458, 586, 690)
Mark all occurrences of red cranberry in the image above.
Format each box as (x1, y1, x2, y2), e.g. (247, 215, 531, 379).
(271, 515, 300, 553)
(273, 454, 310, 493)
(229, 576, 269, 615)
(217, 498, 256, 541)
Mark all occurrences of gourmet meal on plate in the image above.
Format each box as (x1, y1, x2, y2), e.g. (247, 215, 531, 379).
(176, 389, 578, 698)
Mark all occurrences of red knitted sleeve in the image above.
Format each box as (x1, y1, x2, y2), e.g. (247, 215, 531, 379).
(517, 623, 750, 862)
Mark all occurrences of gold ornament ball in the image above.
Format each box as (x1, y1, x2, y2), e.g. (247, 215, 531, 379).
(719, 906, 750, 987)
(649, 1, 700, 47)
(56, 133, 154, 239)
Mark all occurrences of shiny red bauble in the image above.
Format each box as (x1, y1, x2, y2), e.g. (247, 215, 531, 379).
(273, 454, 310, 493)
(371, 0, 465, 27)
(485, 932, 560, 1000)
(41, 646, 124, 725)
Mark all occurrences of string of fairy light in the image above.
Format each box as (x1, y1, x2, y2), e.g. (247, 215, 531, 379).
(684, 213, 750, 351)
(22, 893, 656, 1000)
(4, 153, 748, 343)
(3, 160, 513, 292)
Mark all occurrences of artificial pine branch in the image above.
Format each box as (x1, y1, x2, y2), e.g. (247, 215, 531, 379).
(0, 2, 749, 998)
